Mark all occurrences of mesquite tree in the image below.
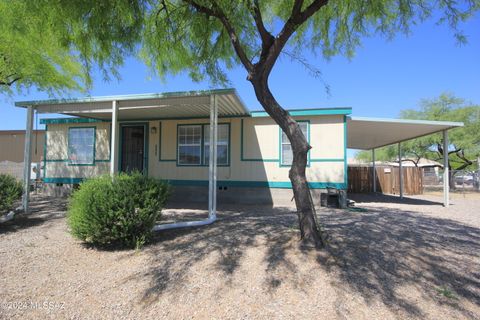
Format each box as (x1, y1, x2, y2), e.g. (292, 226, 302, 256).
(27, 0, 479, 247)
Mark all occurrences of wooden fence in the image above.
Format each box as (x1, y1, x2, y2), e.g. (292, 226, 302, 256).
(348, 165, 423, 195)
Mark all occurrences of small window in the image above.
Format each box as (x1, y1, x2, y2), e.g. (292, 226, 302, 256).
(280, 122, 309, 166)
(68, 127, 95, 165)
(204, 124, 229, 165)
(178, 125, 202, 165)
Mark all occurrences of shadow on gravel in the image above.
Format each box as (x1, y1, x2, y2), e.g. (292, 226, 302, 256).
(322, 207, 480, 319)
(0, 196, 66, 235)
(141, 202, 480, 319)
(349, 193, 443, 206)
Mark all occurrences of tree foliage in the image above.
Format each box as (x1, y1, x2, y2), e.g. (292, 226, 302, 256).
(0, 1, 86, 95)
(19, 0, 479, 86)
(356, 93, 480, 170)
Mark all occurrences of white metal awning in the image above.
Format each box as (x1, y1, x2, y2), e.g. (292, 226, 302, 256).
(347, 116, 463, 150)
(15, 89, 249, 120)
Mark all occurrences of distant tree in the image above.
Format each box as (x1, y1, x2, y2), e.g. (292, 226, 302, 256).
(20, 0, 480, 247)
(0, 2, 85, 95)
(356, 93, 480, 188)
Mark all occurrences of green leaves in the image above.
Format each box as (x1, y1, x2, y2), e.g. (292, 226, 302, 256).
(3, 1, 479, 91)
(67, 172, 171, 249)
(0, 1, 86, 95)
(0, 174, 22, 214)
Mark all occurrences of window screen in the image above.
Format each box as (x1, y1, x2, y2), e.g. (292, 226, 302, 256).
(281, 122, 309, 166)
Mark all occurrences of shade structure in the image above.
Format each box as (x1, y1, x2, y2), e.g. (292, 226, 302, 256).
(347, 116, 463, 150)
(15, 88, 249, 121)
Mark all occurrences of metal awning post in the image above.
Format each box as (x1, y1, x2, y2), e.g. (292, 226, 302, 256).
(398, 142, 403, 199)
(372, 148, 377, 193)
(443, 130, 450, 206)
(208, 94, 218, 219)
(110, 100, 119, 176)
(23, 106, 34, 213)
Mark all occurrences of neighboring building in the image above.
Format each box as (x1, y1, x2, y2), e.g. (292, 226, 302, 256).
(0, 130, 44, 163)
(0, 130, 45, 181)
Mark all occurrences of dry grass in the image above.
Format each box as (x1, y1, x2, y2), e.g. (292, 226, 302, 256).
(0, 193, 479, 319)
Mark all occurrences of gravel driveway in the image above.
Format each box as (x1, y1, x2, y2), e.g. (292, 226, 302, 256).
(0, 193, 479, 319)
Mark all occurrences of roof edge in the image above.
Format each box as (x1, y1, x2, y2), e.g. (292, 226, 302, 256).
(348, 116, 464, 127)
(15, 88, 237, 107)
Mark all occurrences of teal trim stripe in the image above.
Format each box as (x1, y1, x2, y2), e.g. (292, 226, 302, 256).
(251, 108, 352, 117)
(40, 118, 107, 125)
(310, 158, 345, 162)
(45, 159, 110, 162)
(168, 179, 346, 189)
(44, 177, 84, 184)
(43, 177, 346, 189)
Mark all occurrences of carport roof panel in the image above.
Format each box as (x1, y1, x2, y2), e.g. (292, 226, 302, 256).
(14, 88, 250, 120)
(347, 116, 464, 150)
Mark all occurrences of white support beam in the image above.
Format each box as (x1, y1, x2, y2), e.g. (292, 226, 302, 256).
(22, 106, 34, 214)
(443, 130, 450, 206)
(110, 100, 119, 176)
(372, 148, 377, 193)
(398, 143, 403, 199)
(208, 94, 218, 219)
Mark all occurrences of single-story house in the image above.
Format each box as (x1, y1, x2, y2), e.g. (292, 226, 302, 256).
(14, 88, 463, 212)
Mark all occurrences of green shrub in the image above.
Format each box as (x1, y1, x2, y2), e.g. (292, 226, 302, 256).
(0, 174, 22, 214)
(67, 172, 170, 249)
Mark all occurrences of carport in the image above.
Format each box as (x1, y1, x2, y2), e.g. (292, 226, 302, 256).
(347, 116, 464, 206)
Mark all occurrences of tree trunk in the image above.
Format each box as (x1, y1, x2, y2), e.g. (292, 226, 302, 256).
(249, 75, 325, 248)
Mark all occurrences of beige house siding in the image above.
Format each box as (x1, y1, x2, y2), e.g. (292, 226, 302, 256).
(0, 130, 44, 163)
(44, 114, 346, 188)
(44, 122, 111, 179)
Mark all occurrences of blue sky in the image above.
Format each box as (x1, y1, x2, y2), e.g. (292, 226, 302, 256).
(2, 14, 479, 137)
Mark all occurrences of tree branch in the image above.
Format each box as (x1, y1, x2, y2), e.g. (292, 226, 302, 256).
(0, 76, 21, 86)
(184, 0, 253, 71)
(249, 0, 274, 58)
(261, 0, 329, 76)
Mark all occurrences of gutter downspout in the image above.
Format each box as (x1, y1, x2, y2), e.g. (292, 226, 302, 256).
(0, 206, 24, 223)
(152, 94, 218, 231)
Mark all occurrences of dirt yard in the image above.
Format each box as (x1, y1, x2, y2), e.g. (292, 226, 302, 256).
(1, 193, 479, 319)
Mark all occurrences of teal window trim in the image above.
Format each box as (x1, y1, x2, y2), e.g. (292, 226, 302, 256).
(279, 120, 310, 167)
(176, 122, 231, 167)
(240, 118, 278, 162)
(67, 126, 96, 166)
(118, 122, 149, 174)
(250, 108, 352, 117)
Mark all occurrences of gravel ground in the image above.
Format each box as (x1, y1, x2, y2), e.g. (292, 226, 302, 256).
(0, 192, 479, 319)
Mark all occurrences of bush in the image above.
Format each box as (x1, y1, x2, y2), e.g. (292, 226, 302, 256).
(67, 172, 170, 249)
(0, 174, 22, 214)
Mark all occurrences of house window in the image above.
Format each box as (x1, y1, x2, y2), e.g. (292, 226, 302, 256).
(204, 124, 229, 165)
(68, 127, 95, 165)
(280, 122, 309, 166)
(177, 124, 230, 166)
(178, 125, 202, 165)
